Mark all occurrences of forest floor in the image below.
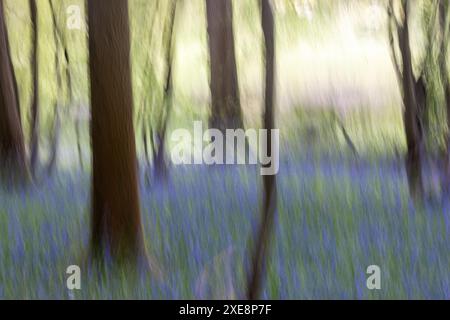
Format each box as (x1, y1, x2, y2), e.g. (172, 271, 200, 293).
(0, 150, 449, 299)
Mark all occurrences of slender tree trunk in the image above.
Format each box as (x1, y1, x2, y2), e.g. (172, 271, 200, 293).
(88, 0, 147, 266)
(438, 0, 450, 190)
(154, 0, 177, 182)
(46, 101, 60, 175)
(46, 0, 62, 175)
(397, 0, 424, 202)
(75, 113, 83, 169)
(4, 1, 20, 121)
(29, 0, 39, 174)
(0, 0, 29, 185)
(46, 1, 74, 175)
(137, 0, 159, 184)
(206, 0, 244, 135)
(48, 0, 77, 171)
(416, 0, 439, 144)
(60, 19, 76, 171)
(141, 103, 151, 184)
(62, 43, 77, 170)
(247, 0, 277, 300)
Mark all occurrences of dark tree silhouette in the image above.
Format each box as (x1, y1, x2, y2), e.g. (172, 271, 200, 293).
(29, 0, 39, 174)
(388, 0, 424, 202)
(206, 0, 244, 134)
(247, 0, 277, 300)
(0, 0, 29, 185)
(88, 0, 147, 266)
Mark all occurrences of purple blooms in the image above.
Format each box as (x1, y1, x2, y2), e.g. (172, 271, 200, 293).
(0, 152, 448, 299)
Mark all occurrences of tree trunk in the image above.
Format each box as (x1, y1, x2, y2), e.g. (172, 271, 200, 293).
(47, 0, 65, 175)
(397, 0, 424, 203)
(154, 0, 177, 182)
(29, 0, 39, 174)
(140, 103, 151, 184)
(46, 101, 60, 175)
(247, 0, 277, 300)
(206, 0, 244, 134)
(438, 0, 450, 190)
(48, 0, 76, 173)
(0, 0, 29, 185)
(88, 0, 147, 266)
(75, 113, 83, 170)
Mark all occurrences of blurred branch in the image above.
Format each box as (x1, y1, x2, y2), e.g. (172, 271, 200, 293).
(438, 0, 450, 56)
(387, 0, 402, 86)
(419, 0, 439, 80)
(332, 111, 358, 157)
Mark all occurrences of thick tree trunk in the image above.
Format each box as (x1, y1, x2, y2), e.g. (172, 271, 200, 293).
(0, 0, 29, 185)
(247, 0, 277, 300)
(206, 0, 244, 134)
(398, 0, 424, 202)
(29, 0, 39, 174)
(88, 0, 147, 266)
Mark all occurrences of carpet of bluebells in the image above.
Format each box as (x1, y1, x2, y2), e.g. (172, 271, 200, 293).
(0, 150, 449, 299)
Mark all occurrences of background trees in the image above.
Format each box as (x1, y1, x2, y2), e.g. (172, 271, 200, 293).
(0, 0, 28, 185)
(387, 0, 450, 202)
(152, 0, 178, 182)
(388, 0, 424, 202)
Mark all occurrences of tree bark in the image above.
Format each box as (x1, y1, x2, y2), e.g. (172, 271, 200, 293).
(47, 0, 76, 172)
(136, 0, 159, 184)
(88, 0, 147, 266)
(397, 0, 424, 202)
(206, 0, 244, 134)
(154, 0, 177, 182)
(47, 0, 64, 175)
(0, 0, 29, 185)
(29, 0, 39, 174)
(438, 0, 450, 190)
(247, 0, 277, 300)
